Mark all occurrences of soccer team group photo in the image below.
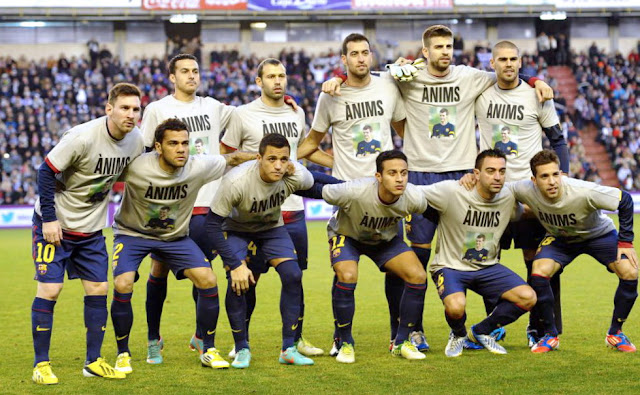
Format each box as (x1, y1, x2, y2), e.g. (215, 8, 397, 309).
(1, 1, 639, 393)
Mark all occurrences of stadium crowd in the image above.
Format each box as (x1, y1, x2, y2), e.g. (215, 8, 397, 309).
(0, 40, 635, 206)
(573, 43, 640, 191)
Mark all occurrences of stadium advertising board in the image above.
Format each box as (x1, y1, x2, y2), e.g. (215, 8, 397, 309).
(0, 0, 141, 6)
(352, 0, 452, 9)
(142, 0, 247, 9)
(0, 206, 34, 228)
(556, 0, 640, 8)
(304, 199, 335, 220)
(248, 0, 350, 10)
(454, 0, 552, 4)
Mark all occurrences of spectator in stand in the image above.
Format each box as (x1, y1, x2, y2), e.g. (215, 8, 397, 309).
(537, 32, 551, 64)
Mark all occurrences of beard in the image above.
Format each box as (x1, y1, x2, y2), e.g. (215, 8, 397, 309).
(265, 89, 284, 101)
(429, 58, 449, 73)
(349, 64, 370, 79)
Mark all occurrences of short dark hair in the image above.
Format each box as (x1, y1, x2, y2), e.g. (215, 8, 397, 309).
(257, 58, 284, 78)
(168, 53, 198, 75)
(422, 24, 453, 48)
(530, 149, 560, 176)
(439, 108, 449, 115)
(107, 83, 141, 105)
(501, 126, 511, 133)
(475, 149, 507, 170)
(195, 138, 204, 145)
(376, 150, 407, 173)
(154, 118, 189, 145)
(493, 40, 520, 56)
(342, 33, 370, 55)
(476, 234, 486, 240)
(259, 133, 290, 156)
(363, 125, 372, 131)
(161, 206, 171, 211)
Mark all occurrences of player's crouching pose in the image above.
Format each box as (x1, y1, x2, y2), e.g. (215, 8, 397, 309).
(511, 150, 638, 353)
(206, 133, 315, 368)
(109, 118, 254, 372)
(298, 150, 431, 363)
(221, 58, 329, 359)
(31, 83, 144, 384)
(425, 149, 536, 357)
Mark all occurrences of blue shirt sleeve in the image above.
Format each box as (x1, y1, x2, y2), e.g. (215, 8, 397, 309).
(618, 191, 634, 243)
(37, 161, 58, 222)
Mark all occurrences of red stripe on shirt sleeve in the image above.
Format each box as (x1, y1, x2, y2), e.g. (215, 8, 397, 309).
(44, 157, 61, 173)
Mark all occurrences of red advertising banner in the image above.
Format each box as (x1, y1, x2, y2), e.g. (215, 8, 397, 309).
(142, 0, 247, 10)
(202, 0, 247, 9)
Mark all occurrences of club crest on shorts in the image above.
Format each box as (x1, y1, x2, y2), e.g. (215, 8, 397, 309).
(332, 248, 341, 258)
(38, 264, 48, 275)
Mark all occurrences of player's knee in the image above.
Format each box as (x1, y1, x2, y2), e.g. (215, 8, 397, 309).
(336, 268, 358, 283)
(519, 286, 537, 309)
(444, 304, 465, 319)
(189, 268, 217, 289)
(616, 265, 638, 281)
(531, 259, 555, 277)
(150, 259, 170, 277)
(36, 282, 63, 300)
(277, 260, 302, 286)
(406, 268, 427, 284)
(444, 297, 466, 318)
(83, 281, 108, 296)
(114, 274, 134, 293)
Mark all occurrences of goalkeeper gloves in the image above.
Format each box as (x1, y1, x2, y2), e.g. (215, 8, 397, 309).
(385, 58, 425, 82)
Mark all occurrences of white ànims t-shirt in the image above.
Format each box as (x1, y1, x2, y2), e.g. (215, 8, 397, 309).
(312, 73, 406, 181)
(114, 153, 227, 241)
(476, 81, 559, 181)
(507, 177, 619, 242)
(418, 180, 520, 273)
(210, 160, 314, 233)
(35, 116, 144, 233)
(323, 178, 428, 245)
(222, 98, 306, 212)
(141, 94, 234, 208)
(398, 65, 496, 173)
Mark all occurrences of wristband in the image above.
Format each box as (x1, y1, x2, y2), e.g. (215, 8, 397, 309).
(528, 77, 540, 87)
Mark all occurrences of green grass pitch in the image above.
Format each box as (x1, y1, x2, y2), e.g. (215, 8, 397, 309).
(1, 216, 640, 394)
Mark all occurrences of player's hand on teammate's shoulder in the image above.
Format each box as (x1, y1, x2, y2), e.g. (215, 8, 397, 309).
(43, 220, 63, 247)
(459, 173, 476, 190)
(387, 58, 425, 82)
(225, 150, 258, 166)
(534, 80, 554, 103)
(284, 95, 299, 112)
(230, 261, 255, 296)
(322, 77, 343, 96)
(285, 161, 296, 176)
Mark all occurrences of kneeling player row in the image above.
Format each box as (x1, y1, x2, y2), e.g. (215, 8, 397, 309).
(298, 148, 637, 361)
